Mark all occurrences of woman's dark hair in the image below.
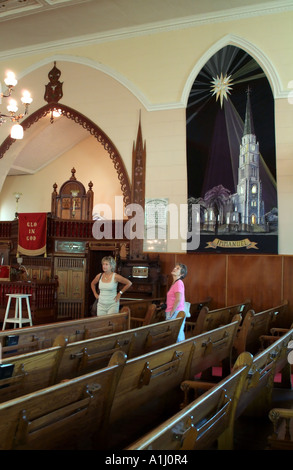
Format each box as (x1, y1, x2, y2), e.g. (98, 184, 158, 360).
(178, 263, 187, 279)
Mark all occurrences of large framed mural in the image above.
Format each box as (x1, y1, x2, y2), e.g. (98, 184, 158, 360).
(187, 46, 278, 253)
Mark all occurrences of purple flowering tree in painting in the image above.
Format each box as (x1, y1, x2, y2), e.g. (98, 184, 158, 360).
(204, 185, 230, 235)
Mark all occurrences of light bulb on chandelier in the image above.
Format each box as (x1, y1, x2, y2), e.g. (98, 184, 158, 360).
(0, 71, 33, 139)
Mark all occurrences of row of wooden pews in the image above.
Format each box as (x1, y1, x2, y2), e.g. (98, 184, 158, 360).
(184, 299, 289, 359)
(0, 299, 291, 450)
(0, 298, 169, 357)
(0, 319, 240, 449)
(127, 327, 293, 450)
(0, 313, 185, 403)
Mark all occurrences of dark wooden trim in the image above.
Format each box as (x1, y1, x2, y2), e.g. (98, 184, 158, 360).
(0, 102, 131, 207)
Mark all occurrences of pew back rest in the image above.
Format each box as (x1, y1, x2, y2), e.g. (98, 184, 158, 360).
(0, 312, 130, 357)
(194, 300, 250, 336)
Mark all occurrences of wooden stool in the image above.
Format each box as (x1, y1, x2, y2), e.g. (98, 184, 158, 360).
(2, 294, 33, 330)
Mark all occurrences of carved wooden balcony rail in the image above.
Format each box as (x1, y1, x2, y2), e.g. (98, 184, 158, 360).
(0, 215, 128, 243)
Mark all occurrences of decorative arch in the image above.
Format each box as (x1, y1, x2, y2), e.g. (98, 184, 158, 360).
(182, 34, 284, 106)
(0, 102, 131, 207)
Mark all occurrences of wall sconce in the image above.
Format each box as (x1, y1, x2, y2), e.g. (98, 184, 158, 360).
(13, 191, 22, 217)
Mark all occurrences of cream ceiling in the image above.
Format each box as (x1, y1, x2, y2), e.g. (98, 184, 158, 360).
(0, 0, 292, 176)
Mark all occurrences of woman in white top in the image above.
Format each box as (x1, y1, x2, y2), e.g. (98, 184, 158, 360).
(91, 256, 132, 316)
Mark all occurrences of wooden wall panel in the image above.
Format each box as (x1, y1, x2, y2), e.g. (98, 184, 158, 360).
(178, 254, 226, 308)
(159, 253, 226, 309)
(158, 253, 176, 298)
(157, 253, 292, 324)
(282, 256, 293, 326)
(227, 255, 282, 313)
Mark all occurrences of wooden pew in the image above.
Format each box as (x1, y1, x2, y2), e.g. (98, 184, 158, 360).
(0, 311, 130, 358)
(186, 299, 251, 337)
(123, 299, 165, 328)
(186, 297, 212, 324)
(235, 327, 293, 419)
(0, 350, 126, 450)
(0, 316, 184, 402)
(106, 319, 240, 449)
(233, 301, 289, 356)
(126, 352, 253, 451)
(0, 336, 68, 404)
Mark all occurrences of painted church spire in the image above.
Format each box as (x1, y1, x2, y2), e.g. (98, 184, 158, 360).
(243, 87, 255, 136)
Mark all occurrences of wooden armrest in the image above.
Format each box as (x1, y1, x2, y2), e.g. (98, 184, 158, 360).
(269, 408, 293, 422)
(259, 334, 278, 344)
(180, 379, 215, 408)
(181, 380, 215, 392)
(130, 316, 144, 323)
(270, 328, 289, 336)
(269, 407, 293, 441)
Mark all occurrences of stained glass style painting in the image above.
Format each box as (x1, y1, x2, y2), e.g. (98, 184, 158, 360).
(186, 46, 277, 253)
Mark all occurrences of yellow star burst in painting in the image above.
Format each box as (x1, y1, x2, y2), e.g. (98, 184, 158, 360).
(210, 73, 233, 107)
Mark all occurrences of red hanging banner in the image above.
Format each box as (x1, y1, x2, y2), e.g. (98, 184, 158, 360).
(18, 213, 47, 256)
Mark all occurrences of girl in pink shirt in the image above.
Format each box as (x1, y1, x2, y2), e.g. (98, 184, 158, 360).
(165, 263, 188, 341)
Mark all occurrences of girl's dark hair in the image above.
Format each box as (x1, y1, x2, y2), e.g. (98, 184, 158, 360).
(178, 263, 187, 279)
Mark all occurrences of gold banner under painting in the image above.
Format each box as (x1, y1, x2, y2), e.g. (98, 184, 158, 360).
(205, 238, 258, 250)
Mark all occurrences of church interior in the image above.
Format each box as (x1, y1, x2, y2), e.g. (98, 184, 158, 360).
(0, 0, 293, 454)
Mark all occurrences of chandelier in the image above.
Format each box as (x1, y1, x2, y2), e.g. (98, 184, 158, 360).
(0, 71, 33, 139)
